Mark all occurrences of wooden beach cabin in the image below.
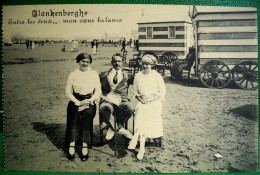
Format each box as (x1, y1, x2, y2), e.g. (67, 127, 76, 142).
(191, 6, 258, 89)
(137, 21, 192, 59)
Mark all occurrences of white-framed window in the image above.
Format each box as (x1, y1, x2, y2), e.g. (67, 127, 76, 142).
(168, 26, 176, 38)
(147, 27, 153, 38)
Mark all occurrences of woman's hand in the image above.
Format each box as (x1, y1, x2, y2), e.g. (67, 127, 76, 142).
(80, 99, 92, 106)
(136, 96, 146, 104)
(136, 94, 160, 104)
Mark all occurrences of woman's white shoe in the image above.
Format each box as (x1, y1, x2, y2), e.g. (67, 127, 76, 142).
(69, 146, 75, 155)
(137, 149, 145, 160)
(82, 147, 88, 156)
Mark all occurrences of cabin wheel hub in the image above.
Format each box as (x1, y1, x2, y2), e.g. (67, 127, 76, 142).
(212, 72, 218, 78)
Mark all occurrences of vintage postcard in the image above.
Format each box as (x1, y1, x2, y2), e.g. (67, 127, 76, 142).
(2, 4, 258, 173)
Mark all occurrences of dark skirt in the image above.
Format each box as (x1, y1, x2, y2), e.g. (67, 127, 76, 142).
(65, 93, 96, 147)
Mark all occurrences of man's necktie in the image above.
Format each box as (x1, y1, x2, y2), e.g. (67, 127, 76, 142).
(113, 71, 118, 85)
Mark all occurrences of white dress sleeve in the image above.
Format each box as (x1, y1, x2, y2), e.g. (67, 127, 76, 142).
(156, 73, 166, 102)
(89, 71, 102, 102)
(133, 73, 141, 99)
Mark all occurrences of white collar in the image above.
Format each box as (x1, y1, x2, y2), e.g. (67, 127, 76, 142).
(111, 68, 122, 74)
(77, 67, 91, 72)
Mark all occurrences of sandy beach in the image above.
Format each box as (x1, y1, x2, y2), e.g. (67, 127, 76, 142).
(2, 43, 258, 173)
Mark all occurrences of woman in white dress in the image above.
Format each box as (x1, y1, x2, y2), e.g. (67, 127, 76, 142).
(128, 54, 166, 160)
(92, 39, 97, 55)
(31, 41, 35, 49)
(65, 53, 101, 161)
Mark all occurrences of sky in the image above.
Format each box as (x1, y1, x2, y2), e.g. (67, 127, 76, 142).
(2, 4, 191, 40)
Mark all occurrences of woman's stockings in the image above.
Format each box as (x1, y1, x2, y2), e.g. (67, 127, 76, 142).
(137, 134, 145, 160)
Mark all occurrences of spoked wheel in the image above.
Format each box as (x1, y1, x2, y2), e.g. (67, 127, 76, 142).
(199, 60, 231, 88)
(162, 52, 178, 69)
(232, 61, 258, 90)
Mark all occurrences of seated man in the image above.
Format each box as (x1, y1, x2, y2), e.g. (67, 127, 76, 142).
(99, 53, 134, 140)
(170, 47, 195, 79)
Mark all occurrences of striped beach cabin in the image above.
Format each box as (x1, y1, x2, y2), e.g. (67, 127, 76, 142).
(191, 6, 258, 89)
(137, 21, 192, 59)
(191, 6, 258, 68)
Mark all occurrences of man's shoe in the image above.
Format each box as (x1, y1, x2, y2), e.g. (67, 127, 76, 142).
(118, 128, 133, 139)
(105, 127, 115, 140)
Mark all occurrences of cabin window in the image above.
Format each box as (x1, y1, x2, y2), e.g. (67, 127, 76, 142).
(147, 27, 153, 38)
(138, 27, 146, 32)
(168, 26, 176, 38)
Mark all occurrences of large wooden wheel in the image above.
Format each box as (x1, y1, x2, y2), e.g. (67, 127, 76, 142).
(199, 60, 231, 88)
(232, 61, 258, 90)
(162, 52, 178, 69)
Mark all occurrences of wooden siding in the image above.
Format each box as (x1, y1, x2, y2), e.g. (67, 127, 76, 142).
(140, 39, 186, 43)
(150, 31, 168, 35)
(198, 19, 257, 27)
(139, 31, 185, 35)
(199, 52, 258, 59)
(197, 12, 257, 21)
(199, 45, 258, 52)
(151, 35, 185, 39)
(138, 22, 191, 58)
(198, 26, 257, 33)
(138, 23, 190, 28)
(198, 33, 257, 40)
(139, 43, 185, 47)
(198, 39, 258, 45)
(195, 10, 258, 66)
(139, 26, 185, 39)
(140, 48, 185, 54)
(139, 47, 186, 52)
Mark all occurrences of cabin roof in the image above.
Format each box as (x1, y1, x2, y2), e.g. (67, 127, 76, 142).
(137, 21, 192, 25)
(192, 5, 257, 18)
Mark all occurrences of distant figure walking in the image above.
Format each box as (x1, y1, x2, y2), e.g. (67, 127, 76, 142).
(121, 38, 126, 52)
(91, 39, 98, 55)
(29, 40, 33, 49)
(31, 41, 35, 50)
(62, 45, 66, 52)
(135, 39, 139, 51)
(26, 40, 30, 49)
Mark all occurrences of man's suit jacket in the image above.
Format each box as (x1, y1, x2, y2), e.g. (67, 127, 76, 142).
(100, 68, 134, 102)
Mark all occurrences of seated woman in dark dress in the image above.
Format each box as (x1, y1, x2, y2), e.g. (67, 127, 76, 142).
(65, 53, 101, 161)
